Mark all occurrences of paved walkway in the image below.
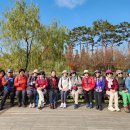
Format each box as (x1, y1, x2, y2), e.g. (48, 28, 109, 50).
(0, 104, 130, 130)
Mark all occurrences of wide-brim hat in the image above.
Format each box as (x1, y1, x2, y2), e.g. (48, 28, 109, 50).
(94, 70, 101, 74)
(33, 69, 39, 74)
(116, 70, 123, 75)
(106, 70, 113, 74)
(83, 70, 89, 74)
(62, 70, 68, 74)
(70, 70, 76, 75)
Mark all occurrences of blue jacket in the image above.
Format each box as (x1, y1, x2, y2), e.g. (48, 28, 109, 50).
(125, 77, 130, 93)
(94, 76, 105, 92)
(4, 76, 14, 91)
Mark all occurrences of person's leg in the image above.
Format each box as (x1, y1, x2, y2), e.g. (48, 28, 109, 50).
(119, 91, 128, 107)
(94, 91, 98, 109)
(88, 90, 93, 108)
(37, 89, 44, 108)
(10, 88, 15, 106)
(49, 90, 53, 104)
(49, 90, 53, 109)
(71, 90, 75, 102)
(98, 92, 103, 110)
(63, 91, 68, 108)
(75, 90, 79, 105)
(27, 90, 33, 107)
(106, 91, 115, 111)
(114, 91, 120, 111)
(0, 90, 9, 110)
(32, 89, 37, 108)
(22, 90, 27, 106)
(16, 90, 22, 106)
(53, 90, 58, 108)
(119, 91, 129, 112)
(60, 91, 64, 103)
(84, 91, 90, 108)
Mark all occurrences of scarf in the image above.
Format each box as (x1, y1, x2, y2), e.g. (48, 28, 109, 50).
(106, 77, 113, 89)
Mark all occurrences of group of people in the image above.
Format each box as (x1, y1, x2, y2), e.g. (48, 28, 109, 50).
(0, 68, 130, 113)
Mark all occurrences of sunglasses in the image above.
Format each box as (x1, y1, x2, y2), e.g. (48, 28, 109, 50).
(118, 73, 123, 75)
(107, 73, 113, 75)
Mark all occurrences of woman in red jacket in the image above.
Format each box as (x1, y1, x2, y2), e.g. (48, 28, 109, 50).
(14, 69, 27, 107)
(105, 70, 120, 112)
(82, 70, 95, 108)
(35, 71, 48, 110)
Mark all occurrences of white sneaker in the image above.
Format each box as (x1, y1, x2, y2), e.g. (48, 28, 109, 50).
(63, 103, 67, 108)
(108, 107, 116, 112)
(29, 103, 32, 108)
(32, 103, 35, 108)
(115, 107, 120, 112)
(60, 103, 64, 108)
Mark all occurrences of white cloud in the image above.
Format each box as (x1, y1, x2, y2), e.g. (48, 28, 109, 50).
(55, 0, 85, 9)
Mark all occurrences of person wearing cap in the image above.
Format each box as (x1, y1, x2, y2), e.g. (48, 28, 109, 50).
(105, 70, 120, 112)
(48, 70, 59, 109)
(69, 70, 82, 109)
(27, 69, 39, 108)
(58, 70, 71, 108)
(116, 70, 130, 113)
(125, 69, 130, 110)
(35, 70, 48, 110)
(94, 70, 105, 111)
(82, 70, 95, 108)
(14, 69, 27, 107)
(0, 69, 15, 110)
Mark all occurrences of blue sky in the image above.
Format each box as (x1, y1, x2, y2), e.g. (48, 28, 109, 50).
(0, 0, 130, 29)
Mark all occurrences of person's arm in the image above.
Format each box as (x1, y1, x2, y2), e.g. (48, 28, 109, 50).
(58, 78, 62, 90)
(102, 77, 106, 90)
(125, 78, 130, 92)
(113, 79, 118, 91)
(2, 77, 8, 86)
(27, 76, 32, 86)
(14, 76, 19, 87)
(89, 77, 95, 90)
(76, 76, 82, 86)
(44, 78, 48, 89)
(69, 78, 72, 90)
